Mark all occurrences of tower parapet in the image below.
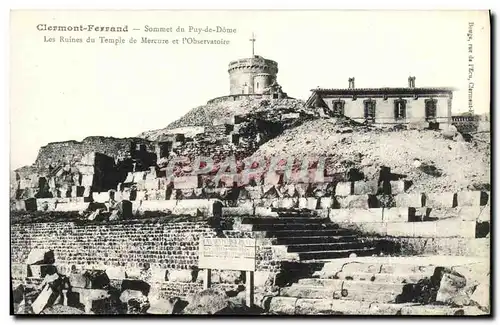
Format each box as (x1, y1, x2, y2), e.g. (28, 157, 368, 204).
(228, 55, 279, 95)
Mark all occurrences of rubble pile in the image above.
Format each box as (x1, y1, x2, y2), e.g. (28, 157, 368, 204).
(250, 119, 490, 193)
(138, 98, 308, 142)
(15, 248, 265, 315)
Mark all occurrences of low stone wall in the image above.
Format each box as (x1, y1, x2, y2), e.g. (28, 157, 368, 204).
(12, 189, 490, 215)
(10, 219, 283, 297)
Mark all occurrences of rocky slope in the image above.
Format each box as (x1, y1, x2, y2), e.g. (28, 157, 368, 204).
(138, 98, 307, 141)
(249, 119, 490, 193)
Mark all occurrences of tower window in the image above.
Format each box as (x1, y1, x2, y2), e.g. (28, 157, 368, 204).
(256, 82, 259, 89)
(425, 99, 437, 120)
(364, 100, 376, 123)
(394, 99, 406, 119)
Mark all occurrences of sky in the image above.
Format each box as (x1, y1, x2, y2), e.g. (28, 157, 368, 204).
(10, 10, 490, 169)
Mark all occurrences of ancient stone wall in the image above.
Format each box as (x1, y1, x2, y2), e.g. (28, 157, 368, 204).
(34, 137, 155, 169)
(11, 221, 280, 276)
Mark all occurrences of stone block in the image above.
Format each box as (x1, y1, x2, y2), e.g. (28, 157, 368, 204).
(81, 174, 94, 187)
(145, 178, 160, 190)
(470, 282, 489, 311)
(297, 198, 308, 209)
(353, 181, 378, 195)
(436, 272, 467, 305)
(138, 200, 177, 213)
(336, 195, 370, 209)
(92, 192, 109, 203)
(25, 198, 37, 212)
(387, 222, 414, 237)
(179, 188, 194, 199)
(383, 207, 409, 222)
(425, 192, 456, 208)
(427, 206, 480, 221)
(29, 264, 57, 278)
(246, 186, 263, 200)
(435, 220, 476, 238)
(456, 191, 486, 207)
(104, 267, 126, 280)
(83, 186, 92, 198)
(11, 263, 28, 279)
(319, 197, 333, 209)
(394, 193, 422, 207)
(70, 186, 84, 198)
(26, 249, 54, 265)
(400, 305, 466, 316)
(13, 200, 25, 211)
(264, 172, 282, 186)
(254, 271, 274, 287)
(124, 172, 134, 183)
(31, 285, 57, 314)
(173, 175, 199, 189)
(305, 198, 318, 209)
(329, 208, 383, 223)
(341, 222, 388, 236)
(173, 199, 211, 216)
(329, 300, 371, 315)
(167, 269, 193, 283)
(149, 268, 168, 282)
(54, 202, 90, 212)
(477, 206, 490, 222)
(216, 174, 237, 188)
(413, 221, 437, 237)
(390, 181, 407, 194)
(294, 184, 309, 197)
(335, 182, 352, 196)
(147, 297, 183, 314)
(295, 298, 334, 315)
(69, 273, 90, 288)
(279, 198, 297, 209)
(268, 297, 298, 315)
(135, 190, 147, 201)
(254, 207, 279, 217)
(236, 199, 254, 209)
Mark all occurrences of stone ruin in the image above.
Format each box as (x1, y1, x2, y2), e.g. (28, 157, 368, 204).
(10, 53, 491, 316)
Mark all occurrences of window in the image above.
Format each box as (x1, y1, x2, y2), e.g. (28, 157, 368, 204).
(364, 100, 376, 122)
(332, 100, 345, 116)
(425, 99, 437, 120)
(394, 99, 406, 119)
(256, 82, 260, 89)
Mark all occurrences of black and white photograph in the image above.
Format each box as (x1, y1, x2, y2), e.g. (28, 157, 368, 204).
(8, 9, 491, 316)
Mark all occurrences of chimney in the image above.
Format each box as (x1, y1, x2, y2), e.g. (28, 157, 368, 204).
(408, 76, 416, 88)
(348, 77, 355, 89)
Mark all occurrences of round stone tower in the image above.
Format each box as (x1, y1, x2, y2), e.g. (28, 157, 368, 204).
(228, 55, 278, 95)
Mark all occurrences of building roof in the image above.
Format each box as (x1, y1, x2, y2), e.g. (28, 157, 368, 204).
(310, 87, 456, 95)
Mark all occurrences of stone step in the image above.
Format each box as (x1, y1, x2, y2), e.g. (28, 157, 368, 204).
(266, 229, 355, 238)
(242, 217, 329, 224)
(275, 235, 358, 245)
(281, 284, 401, 303)
(269, 297, 472, 315)
(287, 241, 370, 253)
(252, 223, 339, 231)
(339, 262, 437, 275)
(298, 247, 377, 261)
(296, 278, 406, 293)
(280, 285, 337, 299)
(275, 212, 319, 218)
(334, 271, 433, 283)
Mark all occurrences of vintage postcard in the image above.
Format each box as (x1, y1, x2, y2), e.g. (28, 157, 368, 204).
(10, 10, 491, 316)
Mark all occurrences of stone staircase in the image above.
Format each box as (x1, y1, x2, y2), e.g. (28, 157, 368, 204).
(266, 259, 485, 315)
(240, 209, 380, 261)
